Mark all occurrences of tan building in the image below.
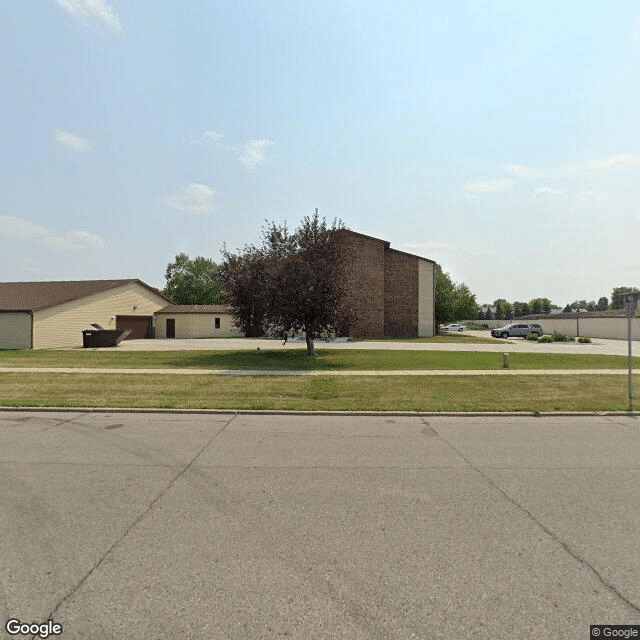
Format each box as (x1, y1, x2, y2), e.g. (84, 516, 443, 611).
(338, 230, 435, 338)
(155, 305, 241, 339)
(0, 279, 172, 349)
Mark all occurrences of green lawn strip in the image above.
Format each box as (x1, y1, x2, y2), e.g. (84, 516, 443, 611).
(0, 373, 636, 412)
(358, 334, 497, 344)
(0, 349, 637, 371)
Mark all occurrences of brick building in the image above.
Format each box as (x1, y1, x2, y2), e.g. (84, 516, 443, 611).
(337, 230, 435, 338)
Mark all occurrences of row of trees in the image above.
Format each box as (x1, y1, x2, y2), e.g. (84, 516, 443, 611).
(560, 298, 609, 313)
(479, 287, 638, 320)
(481, 298, 555, 320)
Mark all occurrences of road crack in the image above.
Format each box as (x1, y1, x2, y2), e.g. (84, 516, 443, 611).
(425, 416, 640, 616)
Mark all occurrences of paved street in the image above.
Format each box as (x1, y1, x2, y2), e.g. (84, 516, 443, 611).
(1, 411, 639, 639)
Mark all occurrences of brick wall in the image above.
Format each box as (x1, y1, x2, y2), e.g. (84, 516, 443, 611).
(336, 229, 434, 339)
(383, 248, 418, 336)
(338, 231, 386, 338)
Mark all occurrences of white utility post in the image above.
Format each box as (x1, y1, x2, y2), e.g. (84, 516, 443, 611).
(622, 290, 640, 412)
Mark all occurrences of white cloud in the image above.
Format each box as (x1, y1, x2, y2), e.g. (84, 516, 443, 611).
(589, 153, 640, 171)
(530, 187, 564, 199)
(505, 154, 640, 181)
(0, 215, 105, 251)
(42, 230, 106, 251)
(203, 130, 223, 142)
(56, 0, 124, 35)
(53, 130, 90, 152)
(504, 164, 549, 180)
(0, 215, 49, 239)
(239, 139, 272, 169)
(189, 130, 224, 147)
(165, 183, 216, 213)
(463, 178, 514, 198)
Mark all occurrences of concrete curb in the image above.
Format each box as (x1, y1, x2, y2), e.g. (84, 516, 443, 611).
(0, 406, 637, 417)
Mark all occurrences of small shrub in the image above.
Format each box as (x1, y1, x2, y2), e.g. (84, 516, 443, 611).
(551, 331, 574, 342)
(525, 333, 539, 341)
(539, 335, 553, 343)
(465, 322, 491, 331)
(577, 336, 592, 343)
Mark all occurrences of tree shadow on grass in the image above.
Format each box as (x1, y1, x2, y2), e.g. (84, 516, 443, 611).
(159, 349, 345, 371)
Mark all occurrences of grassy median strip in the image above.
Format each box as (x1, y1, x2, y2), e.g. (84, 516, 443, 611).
(0, 373, 637, 411)
(0, 349, 637, 371)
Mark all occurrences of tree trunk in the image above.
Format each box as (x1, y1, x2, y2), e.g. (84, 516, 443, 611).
(305, 331, 316, 357)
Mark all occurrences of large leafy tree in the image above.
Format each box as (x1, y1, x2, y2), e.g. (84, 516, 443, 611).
(454, 283, 480, 321)
(434, 265, 479, 324)
(434, 265, 456, 325)
(216, 246, 267, 336)
(611, 287, 638, 310)
(495, 300, 513, 320)
(162, 253, 223, 304)
(220, 211, 357, 356)
(596, 296, 609, 311)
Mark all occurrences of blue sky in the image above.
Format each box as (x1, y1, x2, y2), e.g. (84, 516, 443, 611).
(1, 1, 639, 306)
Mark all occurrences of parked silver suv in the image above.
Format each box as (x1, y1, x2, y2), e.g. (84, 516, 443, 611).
(491, 323, 543, 339)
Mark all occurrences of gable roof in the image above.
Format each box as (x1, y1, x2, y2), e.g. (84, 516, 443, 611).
(0, 279, 173, 312)
(339, 229, 436, 263)
(155, 304, 231, 314)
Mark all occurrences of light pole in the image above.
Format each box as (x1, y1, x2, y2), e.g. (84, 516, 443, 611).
(621, 290, 640, 413)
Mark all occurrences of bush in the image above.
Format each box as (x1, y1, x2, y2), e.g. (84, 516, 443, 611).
(577, 336, 592, 343)
(465, 322, 490, 330)
(551, 331, 574, 342)
(525, 333, 539, 341)
(539, 335, 553, 343)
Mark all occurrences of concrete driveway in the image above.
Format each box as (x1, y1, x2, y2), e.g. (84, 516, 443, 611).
(104, 332, 640, 356)
(1, 410, 639, 639)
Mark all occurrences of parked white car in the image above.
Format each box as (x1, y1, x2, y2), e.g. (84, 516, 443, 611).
(444, 323, 467, 332)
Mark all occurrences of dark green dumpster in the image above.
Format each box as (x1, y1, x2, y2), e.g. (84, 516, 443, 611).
(82, 329, 132, 348)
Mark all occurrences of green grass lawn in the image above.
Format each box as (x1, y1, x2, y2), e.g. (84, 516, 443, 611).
(0, 372, 637, 412)
(0, 348, 637, 371)
(358, 334, 497, 343)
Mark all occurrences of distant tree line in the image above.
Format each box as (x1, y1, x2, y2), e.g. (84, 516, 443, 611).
(478, 286, 638, 320)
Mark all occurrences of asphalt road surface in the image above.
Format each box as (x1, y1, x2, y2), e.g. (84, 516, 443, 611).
(1, 410, 639, 639)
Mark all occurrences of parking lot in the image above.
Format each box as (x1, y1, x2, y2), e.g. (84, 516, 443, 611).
(100, 332, 640, 357)
(1, 410, 639, 639)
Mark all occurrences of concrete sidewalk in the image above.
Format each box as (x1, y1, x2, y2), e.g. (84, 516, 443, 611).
(0, 366, 638, 376)
(87, 333, 640, 356)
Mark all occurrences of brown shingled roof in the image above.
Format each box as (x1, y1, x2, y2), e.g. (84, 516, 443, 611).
(155, 304, 231, 314)
(0, 279, 172, 312)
